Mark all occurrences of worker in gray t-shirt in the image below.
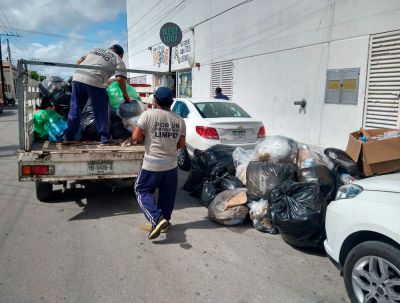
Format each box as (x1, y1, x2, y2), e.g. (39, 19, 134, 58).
(133, 87, 186, 240)
(64, 44, 130, 144)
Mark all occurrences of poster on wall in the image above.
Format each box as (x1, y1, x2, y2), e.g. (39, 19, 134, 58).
(152, 30, 194, 71)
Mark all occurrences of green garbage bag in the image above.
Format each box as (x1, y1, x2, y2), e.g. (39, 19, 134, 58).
(107, 82, 141, 109)
(33, 109, 67, 141)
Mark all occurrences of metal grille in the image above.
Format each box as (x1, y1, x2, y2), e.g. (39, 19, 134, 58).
(364, 30, 400, 128)
(211, 61, 233, 98)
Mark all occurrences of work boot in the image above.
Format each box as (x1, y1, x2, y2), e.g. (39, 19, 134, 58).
(148, 217, 169, 240)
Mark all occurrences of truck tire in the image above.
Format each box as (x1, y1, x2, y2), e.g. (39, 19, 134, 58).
(35, 181, 54, 202)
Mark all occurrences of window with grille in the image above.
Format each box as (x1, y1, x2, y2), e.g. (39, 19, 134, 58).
(211, 61, 233, 98)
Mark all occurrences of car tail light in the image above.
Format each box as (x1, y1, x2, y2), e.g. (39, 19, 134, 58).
(196, 126, 219, 140)
(257, 126, 266, 138)
(21, 165, 55, 176)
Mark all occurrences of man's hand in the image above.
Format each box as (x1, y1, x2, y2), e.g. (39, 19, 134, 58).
(116, 75, 130, 102)
(177, 135, 186, 149)
(132, 127, 144, 142)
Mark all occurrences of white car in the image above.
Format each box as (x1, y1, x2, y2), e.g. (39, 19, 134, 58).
(171, 98, 266, 170)
(324, 172, 400, 303)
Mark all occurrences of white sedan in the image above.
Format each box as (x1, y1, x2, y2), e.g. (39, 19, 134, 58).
(171, 98, 266, 170)
(324, 172, 400, 303)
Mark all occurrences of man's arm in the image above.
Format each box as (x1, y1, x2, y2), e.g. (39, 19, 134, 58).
(132, 127, 144, 142)
(116, 76, 131, 102)
(77, 56, 86, 65)
(177, 135, 186, 149)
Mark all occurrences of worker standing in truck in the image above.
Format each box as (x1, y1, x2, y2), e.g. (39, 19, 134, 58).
(133, 87, 186, 240)
(64, 44, 130, 144)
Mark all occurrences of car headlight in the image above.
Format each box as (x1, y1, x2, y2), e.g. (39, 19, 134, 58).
(335, 184, 363, 200)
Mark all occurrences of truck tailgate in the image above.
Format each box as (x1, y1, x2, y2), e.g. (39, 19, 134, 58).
(18, 141, 145, 182)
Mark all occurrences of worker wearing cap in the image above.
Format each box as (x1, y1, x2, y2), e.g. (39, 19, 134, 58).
(133, 87, 186, 240)
(64, 44, 130, 144)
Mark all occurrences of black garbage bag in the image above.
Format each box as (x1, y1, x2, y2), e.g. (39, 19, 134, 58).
(184, 145, 236, 195)
(80, 101, 99, 141)
(201, 181, 217, 207)
(117, 100, 143, 119)
(297, 165, 336, 203)
(324, 148, 361, 176)
(269, 180, 325, 249)
(110, 109, 130, 140)
(201, 174, 245, 207)
(183, 156, 205, 193)
(39, 76, 64, 97)
(52, 91, 71, 120)
(246, 161, 296, 201)
(198, 145, 236, 178)
(218, 174, 244, 191)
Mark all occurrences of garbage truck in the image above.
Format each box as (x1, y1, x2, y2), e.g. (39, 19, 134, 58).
(16, 59, 166, 201)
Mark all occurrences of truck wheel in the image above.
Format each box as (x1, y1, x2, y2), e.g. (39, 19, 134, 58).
(35, 181, 54, 202)
(177, 147, 191, 171)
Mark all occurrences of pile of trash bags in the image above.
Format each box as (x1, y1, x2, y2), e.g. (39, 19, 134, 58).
(184, 135, 362, 250)
(39, 76, 72, 120)
(33, 109, 67, 142)
(34, 78, 145, 143)
(81, 99, 143, 141)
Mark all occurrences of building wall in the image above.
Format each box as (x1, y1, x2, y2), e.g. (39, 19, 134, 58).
(126, 0, 400, 147)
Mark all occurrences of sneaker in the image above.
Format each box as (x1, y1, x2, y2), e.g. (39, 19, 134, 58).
(148, 218, 169, 240)
(139, 222, 171, 233)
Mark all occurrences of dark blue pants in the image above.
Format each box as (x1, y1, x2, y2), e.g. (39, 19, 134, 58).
(64, 81, 110, 143)
(134, 168, 178, 226)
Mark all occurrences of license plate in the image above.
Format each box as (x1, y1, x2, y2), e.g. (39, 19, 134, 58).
(232, 130, 246, 137)
(88, 161, 114, 175)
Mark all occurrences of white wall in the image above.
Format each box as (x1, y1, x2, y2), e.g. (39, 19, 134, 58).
(233, 44, 329, 145)
(126, 0, 400, 147)
(319, 36, 370, 149)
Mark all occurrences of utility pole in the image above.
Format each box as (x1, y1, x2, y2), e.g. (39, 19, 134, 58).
(6, 39, 15, 99)
(0, 33, 21, 104)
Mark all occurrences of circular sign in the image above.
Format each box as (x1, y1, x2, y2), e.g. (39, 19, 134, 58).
(160, 22, 182, 48)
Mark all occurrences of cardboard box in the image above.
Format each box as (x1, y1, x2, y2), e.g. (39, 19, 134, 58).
(346, 128, 400, 176)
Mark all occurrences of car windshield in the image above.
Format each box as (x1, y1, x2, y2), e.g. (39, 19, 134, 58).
(194, 102, 251, 118)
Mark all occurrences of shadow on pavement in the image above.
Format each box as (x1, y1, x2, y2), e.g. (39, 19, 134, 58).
(0, 144, 19, 157)
(0, 108, 18, 117)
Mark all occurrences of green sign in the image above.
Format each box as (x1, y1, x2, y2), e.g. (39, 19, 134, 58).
(160, 22, 182, 48)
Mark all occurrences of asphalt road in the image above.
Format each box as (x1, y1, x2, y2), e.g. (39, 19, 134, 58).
(0, 106, 348, 303)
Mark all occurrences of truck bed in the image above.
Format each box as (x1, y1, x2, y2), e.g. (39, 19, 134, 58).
(30, 140, 144, 153)
(18, 141, 145, 182)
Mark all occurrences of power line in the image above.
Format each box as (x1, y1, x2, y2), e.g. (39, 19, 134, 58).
(128, 0, 187, 43)
(0, 8, 33, 57)
(128, 0, 193, 57)
(0, 25, 102, 43)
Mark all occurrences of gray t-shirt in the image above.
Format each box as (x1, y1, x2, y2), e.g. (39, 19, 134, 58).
(137, 109, 186, 171)
(73, 48, 127, 88)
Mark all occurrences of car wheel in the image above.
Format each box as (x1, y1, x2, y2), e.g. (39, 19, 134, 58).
(343, 240, 400, 303)
(35, 181, 54, 202)
(0, 104, 3, 114)
(177, 147, 191, 171)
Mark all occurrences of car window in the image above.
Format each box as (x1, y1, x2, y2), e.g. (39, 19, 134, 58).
(172, 101, 189, 118)
(194, 102, 251, 118)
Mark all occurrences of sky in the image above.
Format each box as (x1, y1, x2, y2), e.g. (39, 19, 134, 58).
(0, 0, 128, 78)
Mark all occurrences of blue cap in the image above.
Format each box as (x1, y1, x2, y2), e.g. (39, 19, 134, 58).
(154, 87, 174, 107)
